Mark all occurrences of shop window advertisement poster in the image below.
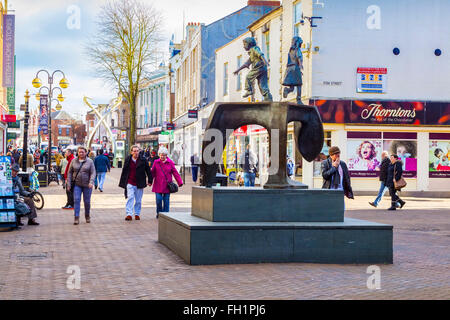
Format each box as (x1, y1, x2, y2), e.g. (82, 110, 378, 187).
(383, 140, 418, 177)
(429, 140, 450, 178)
(347, 140, 382, 177)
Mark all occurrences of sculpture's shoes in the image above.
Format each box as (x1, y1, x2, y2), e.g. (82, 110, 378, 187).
(283, 87, 289, 98)
(242, 91, 253, 98)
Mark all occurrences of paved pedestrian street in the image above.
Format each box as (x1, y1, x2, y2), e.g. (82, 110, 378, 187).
(0, 168, 448, 300)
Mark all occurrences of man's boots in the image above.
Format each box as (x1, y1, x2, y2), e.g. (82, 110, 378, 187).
(388, 201, 397, 210)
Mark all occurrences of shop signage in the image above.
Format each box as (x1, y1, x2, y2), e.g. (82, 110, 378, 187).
(1, 114, 16, 122)
(233, 126, 247, 136)
(137, 127, 162, 136)
(39, 94, 49, 135)
(6, 132, 16, 140)
(2, 15, 15, 88)
(188, 109, 198, 119)
(166, 123, 175, 130)
(158, 134, 169, 144)
(312, 99, 450, 125)
(356, 67, 387, 93)
(8, 121, 20, 129)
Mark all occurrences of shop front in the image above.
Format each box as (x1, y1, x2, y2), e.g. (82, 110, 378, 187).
(136, 127, 162, 150)
(302, 100, 450, 192)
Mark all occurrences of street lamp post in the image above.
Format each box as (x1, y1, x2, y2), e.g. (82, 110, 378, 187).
(32, 70, 68, 176)
(21, 90, 30, 172)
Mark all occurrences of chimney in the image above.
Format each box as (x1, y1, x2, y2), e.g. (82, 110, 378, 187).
(247, 0, 280, 6)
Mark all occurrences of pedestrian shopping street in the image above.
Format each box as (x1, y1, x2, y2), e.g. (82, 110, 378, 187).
(0, 168, 448, 300)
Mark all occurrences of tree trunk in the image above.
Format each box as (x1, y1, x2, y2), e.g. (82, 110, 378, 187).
(129, 98, 136, 146)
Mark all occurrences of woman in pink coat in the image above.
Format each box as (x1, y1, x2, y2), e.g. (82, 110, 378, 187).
(151, 147, 183, 218)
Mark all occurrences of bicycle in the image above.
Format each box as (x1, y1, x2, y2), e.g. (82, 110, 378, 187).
(26, 188, 45, 210)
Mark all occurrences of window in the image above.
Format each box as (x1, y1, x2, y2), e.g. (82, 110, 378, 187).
(236, 56, 242, 91)
(294, 1, 303, 36)
(161, 86, 164, 124)
(122, 110, 126, 127)
(111, 119, 115, 127)
(59, 128, 62, 135)
(223, 62, 228, 96)
(66, 128, 70, 135)
(263, 31, 270, 61)
(313, 131, 331, 176)
(155, 89, 159, 126)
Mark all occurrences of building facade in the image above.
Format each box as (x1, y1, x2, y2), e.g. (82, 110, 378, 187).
(136, 64, 170, 149)
(171, 0, 281, 168)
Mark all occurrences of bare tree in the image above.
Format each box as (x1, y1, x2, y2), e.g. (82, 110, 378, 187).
(86, 0, 163, 145)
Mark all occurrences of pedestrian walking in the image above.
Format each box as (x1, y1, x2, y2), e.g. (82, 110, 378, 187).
(369, 151, 390, 208)
(108, 148, 115, 168)
(60, 152, 68, 187)
(19, 152, 35, 170)
(62, 149, 75, 210)
(151, 147, 183, 219)
(67, 147, 96, 225)
(321, 146, 354, 200)
(33, 149, 40, 165)
(148, 150, 159, 168)
(118, 145, 153, 221)
(190, 153, 200, 183)
(240, 144, 258, 187)
(94, 149, 111, 192)
(386, 154, 406, 211)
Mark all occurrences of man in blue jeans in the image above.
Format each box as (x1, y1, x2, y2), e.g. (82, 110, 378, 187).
(369, 151, 390, 208)
(94, 149, 111, 192)
(240, 144, 258, 187)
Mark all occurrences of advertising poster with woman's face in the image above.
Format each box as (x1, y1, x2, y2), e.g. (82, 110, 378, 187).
(429, 140, 450, 177)
(347, 140, 382, 176)
(383, 140, 417, 177)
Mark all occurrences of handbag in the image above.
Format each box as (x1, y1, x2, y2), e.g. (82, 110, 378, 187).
(158, 161, 178, 193)
(15, 198, 31, 217)
(393, 165, 407, 190)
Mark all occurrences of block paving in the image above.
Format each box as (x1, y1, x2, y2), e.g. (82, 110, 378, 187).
(0, 168, 448, 300)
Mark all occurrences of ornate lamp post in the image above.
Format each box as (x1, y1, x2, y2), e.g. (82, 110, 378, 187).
(32, 70, 68, 175)
(21, 90, 30, 172)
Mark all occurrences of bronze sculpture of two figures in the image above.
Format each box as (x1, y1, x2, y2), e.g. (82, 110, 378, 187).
(234, 36, 303, 104)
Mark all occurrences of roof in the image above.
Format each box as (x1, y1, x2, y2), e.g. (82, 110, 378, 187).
(51, 110, 75, 120)
(247, 5, 282, 30)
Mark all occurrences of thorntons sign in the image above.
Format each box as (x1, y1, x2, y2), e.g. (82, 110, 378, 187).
(361, 103, 417, 123)
(314, 100, 426, 125)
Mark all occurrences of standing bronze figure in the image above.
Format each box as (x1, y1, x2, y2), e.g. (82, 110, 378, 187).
(282, 36, 304, 104)
(233, 37, 273, 101)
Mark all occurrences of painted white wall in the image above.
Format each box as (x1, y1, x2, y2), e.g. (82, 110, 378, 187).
(311, 0, 450, 102)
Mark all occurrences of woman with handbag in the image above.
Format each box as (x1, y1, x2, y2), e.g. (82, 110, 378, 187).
(151, 147, 183, 219)
(385, 154, 406, 211)
(67, 147, 96, 225)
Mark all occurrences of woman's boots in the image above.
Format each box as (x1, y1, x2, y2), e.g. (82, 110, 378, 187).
(388, 199, 406, 211)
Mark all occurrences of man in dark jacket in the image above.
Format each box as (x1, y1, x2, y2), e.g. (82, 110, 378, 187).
(385, 154, 406, 210)
(119, 145, 153, 221)
(94, 149, 111, 192)
(11, 164, 39, 226)
(369, 150, 390, 208)
(148, 150, 159, 168)
(321, 146, 354, 199)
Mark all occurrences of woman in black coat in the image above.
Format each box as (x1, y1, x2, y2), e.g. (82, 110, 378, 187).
(385, 154, 406, 210)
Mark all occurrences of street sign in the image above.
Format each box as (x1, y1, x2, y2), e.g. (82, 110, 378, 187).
(188, 109, 198, 119)
(7, 120, 20, 128)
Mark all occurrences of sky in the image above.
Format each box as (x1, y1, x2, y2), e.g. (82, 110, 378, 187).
(9, 0, 250, 118)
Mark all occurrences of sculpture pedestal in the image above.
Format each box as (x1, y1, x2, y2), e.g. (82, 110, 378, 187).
(158, 187, 393, 265)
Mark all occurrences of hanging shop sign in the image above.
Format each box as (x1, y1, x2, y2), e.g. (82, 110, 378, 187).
(2, 15, 15, 88)
(356, 67, 387, 94)
(39, 94, 49, 135)
(188, 109, 198, 119)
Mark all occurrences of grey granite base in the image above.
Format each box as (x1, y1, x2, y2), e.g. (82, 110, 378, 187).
(158, 212, 393, 265)
(191, 186, 345, 222)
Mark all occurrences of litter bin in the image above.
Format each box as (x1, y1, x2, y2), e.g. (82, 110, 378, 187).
(35, 164, 48, 187)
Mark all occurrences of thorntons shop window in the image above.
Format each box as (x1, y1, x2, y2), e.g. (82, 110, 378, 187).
(346, 132, 417, 178)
